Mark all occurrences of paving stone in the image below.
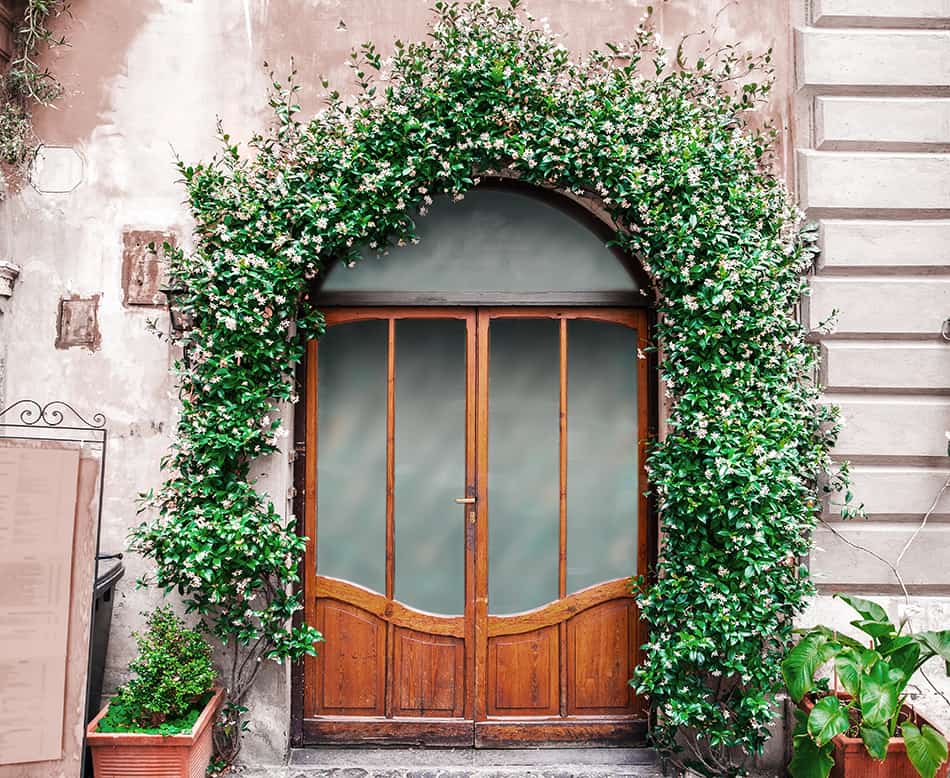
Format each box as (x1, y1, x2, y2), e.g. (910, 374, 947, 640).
(238, 747, 662, 777)
(244, 769, 663, 777)
(238, 763, 663, 778)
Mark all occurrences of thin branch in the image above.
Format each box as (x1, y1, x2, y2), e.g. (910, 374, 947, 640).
(895, 472, 950, 571)
(818, 518, 910, 601)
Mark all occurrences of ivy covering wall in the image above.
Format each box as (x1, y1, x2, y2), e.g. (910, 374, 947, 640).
(130, 2, 852, 772)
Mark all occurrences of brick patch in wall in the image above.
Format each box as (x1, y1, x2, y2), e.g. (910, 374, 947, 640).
(121, 229, 176, 307)
(55, 294, 101, 351)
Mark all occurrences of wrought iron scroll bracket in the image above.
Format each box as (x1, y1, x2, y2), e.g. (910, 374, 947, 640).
(0, 399, 106, 430)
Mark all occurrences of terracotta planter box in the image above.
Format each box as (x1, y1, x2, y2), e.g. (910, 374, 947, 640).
(801, 694, 949, 778)
(86, 686, 223, 778)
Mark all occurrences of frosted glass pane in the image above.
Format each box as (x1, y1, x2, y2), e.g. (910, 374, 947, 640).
(321, 189, 637, 293)
(567, 319, 638, 593)
(488, 318, 559, 615)
(316, 320, 387, 594)
(394, 319, 466, 615)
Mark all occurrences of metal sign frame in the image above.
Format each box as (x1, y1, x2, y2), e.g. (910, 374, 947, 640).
(0, 399, 111, 778)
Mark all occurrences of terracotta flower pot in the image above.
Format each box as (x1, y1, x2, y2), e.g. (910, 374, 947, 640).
(801, 694, 949, 778)
(86, 686, 224, 778)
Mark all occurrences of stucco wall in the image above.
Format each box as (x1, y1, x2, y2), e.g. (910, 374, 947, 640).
(793, 0, 950, 736)
(14, 0, 949, 767)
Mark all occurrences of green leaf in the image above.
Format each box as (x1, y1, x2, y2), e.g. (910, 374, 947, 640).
(808, 696, 850, 746)
(835, 647, 875, 698)
(799, 624, 866, 650)
(882, 634, 919, 656)
(902, 722, 949, 778)
(852, 618, 897, 642)
(790, 732, 836, 778)
(859, 721, 890, 761)
(886, 640, 922, 683)
(917, 631, 950, 675)
(859, 660, 901, 725)
(836, 594, 890, 625)
(783, 633, 836, 703)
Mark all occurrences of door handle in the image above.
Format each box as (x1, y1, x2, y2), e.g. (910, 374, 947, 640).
(455, 496, 476, 524)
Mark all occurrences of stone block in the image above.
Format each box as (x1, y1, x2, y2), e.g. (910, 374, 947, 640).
(121, 229, 176, 307)
(822, 341, 950, 390)
(809, 277, 950, 335)
(796, 29, 950, 87)
(55, 295, 101, 351)
(799, 151, 950, 212)
(820, 220, 950, 269)
(811, 522, 950, 588)
(829, 395, 950, 458)
(813, 0, 950, 26)
(825, 465, 950, 517)
(816, 97, 950, 149)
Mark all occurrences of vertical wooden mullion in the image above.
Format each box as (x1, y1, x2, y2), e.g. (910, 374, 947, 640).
(385, 318, 396, 719)
(474, 311, 490, 726)
(386, 318, 396, 600)
(559, 317, 568, 598)
(558, 316, 568, 717)
(464, 311, 477, 725)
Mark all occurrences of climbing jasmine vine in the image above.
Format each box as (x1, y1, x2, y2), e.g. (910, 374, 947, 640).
(130, 1, 854, 770)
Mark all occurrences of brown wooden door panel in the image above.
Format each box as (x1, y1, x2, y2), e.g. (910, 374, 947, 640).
(482, 582, 641, 725)
(486, 626, 560, 716)
(567, 599, 639, 715)
(314, 599, 386, 716)
(392, 627, 465, 718)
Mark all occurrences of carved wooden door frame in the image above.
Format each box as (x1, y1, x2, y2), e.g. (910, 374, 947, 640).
(292, 306, 653, 747)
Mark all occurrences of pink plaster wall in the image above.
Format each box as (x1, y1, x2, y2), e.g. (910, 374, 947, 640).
(2, 0, 792, 764)
(32, 0, 792, 171)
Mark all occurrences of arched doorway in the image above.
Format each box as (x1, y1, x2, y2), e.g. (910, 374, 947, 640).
(297, 185, 654, 746)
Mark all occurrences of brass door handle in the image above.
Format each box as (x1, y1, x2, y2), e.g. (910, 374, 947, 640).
(454, 497, 476, 504)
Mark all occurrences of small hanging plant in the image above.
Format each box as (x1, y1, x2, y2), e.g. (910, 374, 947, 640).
(1, 0, 68, 181)
(131, 0, 854, 770)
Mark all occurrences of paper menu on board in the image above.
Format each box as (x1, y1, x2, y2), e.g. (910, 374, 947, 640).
(0, 442, 80, 766)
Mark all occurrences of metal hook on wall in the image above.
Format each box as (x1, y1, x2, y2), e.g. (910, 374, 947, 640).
(941, 318, 950, 343)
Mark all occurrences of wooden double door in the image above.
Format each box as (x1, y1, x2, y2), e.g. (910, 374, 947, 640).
(302, 307, 649, 746)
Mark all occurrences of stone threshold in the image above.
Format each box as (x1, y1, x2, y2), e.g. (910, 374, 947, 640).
(235, 747, 663, 777)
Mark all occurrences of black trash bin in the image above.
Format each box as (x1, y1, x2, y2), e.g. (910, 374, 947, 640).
(84, 559, 124, 778)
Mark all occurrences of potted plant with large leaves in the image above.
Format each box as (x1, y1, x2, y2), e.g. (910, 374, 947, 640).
(782, 594, 950, 778)
(86, 606, 223, 778)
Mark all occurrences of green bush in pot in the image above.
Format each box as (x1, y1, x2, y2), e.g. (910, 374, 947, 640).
(97, 605, 216, 734)
(782, 594, 950, 778)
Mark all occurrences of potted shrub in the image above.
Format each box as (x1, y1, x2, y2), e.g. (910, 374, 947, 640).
(782, 594, 950, 778)
(86, 606, 223, 778)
